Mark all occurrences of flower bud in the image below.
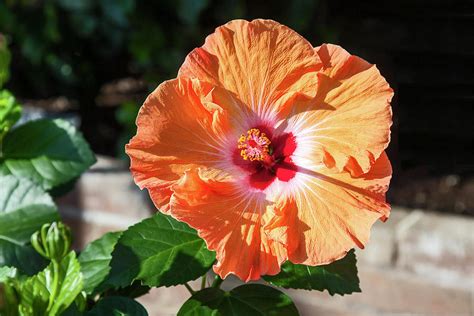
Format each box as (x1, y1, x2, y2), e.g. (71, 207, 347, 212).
(31, 222, 72, 261)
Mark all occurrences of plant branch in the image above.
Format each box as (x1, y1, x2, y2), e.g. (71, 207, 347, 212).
(184, 282, 195, 295)
(201, 274, 207, 290)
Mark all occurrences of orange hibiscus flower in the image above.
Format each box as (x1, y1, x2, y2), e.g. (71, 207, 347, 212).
(126, 19, 393, 281)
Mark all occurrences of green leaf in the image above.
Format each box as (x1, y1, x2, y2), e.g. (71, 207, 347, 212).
(0, 90, 21, 140)
(86, 296, 148, 316)
(78, 231, 121, 294)
(0, 119, 96, 190)
(178, 284, 299, 316)
(0, 266, 16, 283)
(0, 175, 59, 274)
(107, 212, 215, 288)
(0, 35, 11, 87)
(0, 175, 56, 215)
(19, 252, 83, 316)
(0, 243, 49, 277)
(263, 249, 361, 296)
(49, 176, 80, 198)
(105, 281, 150, 299)
(61, 304, 83, 316)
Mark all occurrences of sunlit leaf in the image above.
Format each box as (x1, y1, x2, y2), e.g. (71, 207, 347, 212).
(0, 175, 58, 275)
(107, 212, 215, 288)
(78, 231, 121, 294)
(0, 89, 21, 140)
(0, 119, 96, 190)
(19, 252, 83, 316)
(0, 266, 16, 283)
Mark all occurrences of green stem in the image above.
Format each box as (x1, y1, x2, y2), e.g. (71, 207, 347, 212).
(201, 274, 207, 290)
(211, 275, 224, 289)
(184, 283, 195, 295)
(47, 259, 60, 312)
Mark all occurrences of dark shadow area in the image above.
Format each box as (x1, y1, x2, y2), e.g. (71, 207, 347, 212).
(106, 243, 141, 289)
(158, 251, 214, 287)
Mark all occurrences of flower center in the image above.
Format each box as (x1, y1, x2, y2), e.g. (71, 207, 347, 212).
(237, 128, 272, 161)
(233, 128, 298, 190)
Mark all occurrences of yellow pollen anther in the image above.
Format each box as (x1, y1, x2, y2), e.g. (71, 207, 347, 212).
(237, 128, 271, 161)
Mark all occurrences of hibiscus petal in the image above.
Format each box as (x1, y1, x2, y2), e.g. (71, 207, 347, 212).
(278, 152, 392, 265)
(169, 169, 287, 281)
(287, 44, 393, 176)
(178, 19, 321, 121)
(126, 78, 231, 211)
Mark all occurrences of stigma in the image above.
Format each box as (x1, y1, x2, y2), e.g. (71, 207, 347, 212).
(237, 128, 272, 161)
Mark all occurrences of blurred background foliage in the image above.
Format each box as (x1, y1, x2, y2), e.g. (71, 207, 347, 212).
(1, 0, 473, 214)
(0, 0, 335, 98)
(0, 0, 339, 158)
